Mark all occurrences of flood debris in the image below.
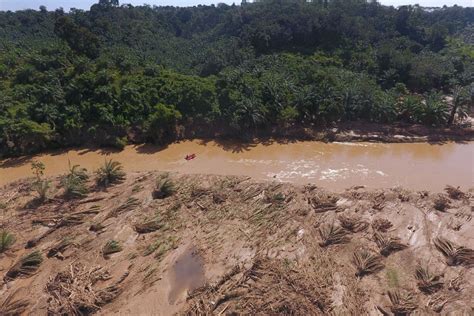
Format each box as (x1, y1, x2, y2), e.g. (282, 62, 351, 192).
(46, 263, 124, 315)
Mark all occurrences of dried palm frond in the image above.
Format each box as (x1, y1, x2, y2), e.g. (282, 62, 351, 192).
(414, 264, 443, 294)
(47, 238, 73, 258)
(444, 185, 465, 200)
(338, 214, 369, 232)
(318, 222, 349, 247)
(352, 249, 384, 277)
(433, 194, 450, 212)
(102, 240, 122, 258)
(153, 178, 175, 199)
(427, 292, 456, 313)
(106, 197, 140, 219)
(374, 232, 408, 256)
(5, 251, 43, 281)
(0, 289, 29, 316)
(134, 219, 163, 234)
(433, 237, 474, 267)
(372, 218, 393, 232)
(0, 230, 16, 253)
(387, 289, 417, 315)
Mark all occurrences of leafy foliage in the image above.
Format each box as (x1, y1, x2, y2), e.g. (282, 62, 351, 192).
(433, 237, 474, 267)
(352, 249, 384, 277)
(387, 289, 417, 315)
(95, 159, 126, 187)
(0, 230, 16, 253)
(102, 240, 122, 257)
(373, 232, 408, 256)
(5, 251, 43, 281)
(0, 1, 472, 157)
(61, 163, 89, 198)
(318, 222, 350, 247)
(31, 161, 50, 201)
(414, 264, 444, 294)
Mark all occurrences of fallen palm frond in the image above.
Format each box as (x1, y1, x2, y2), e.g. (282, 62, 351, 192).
(0, 289, 29, 316)
(106, 197, 140, 219)
(414, 264, 444, 294)
(47, 238, 73, 259)
(352, 249, 384, 277)
(387, 289, 417, 315)
(427, 292, 456, 313)
(308, 193, 338, 212)
(318, 222, 350, 247)
(5, 251, 43, 281)
(372, 218, 393, 232)
(186, 257, 333, 315)
(102, 240, 122, 258)
(444, 185, 465, 200)
(152, 178, 175, 199)
(46, 262, 124, 315)
(95, 159, 126, 187)
(134, 219, 164, 234)
(338, 214, 369, 232)
(433, 194, 450, 212)
(0, 230, 15, 253)
(374, 232, 408, 256)
(433, 237, 474, 267)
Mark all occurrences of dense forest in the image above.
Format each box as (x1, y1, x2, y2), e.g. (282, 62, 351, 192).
(0, 0, 473, 156)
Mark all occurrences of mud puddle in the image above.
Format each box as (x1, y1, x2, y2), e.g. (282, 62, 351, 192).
(168, 246, 205, 304)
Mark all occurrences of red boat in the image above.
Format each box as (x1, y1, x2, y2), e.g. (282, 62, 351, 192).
(185, 154, 196, 161)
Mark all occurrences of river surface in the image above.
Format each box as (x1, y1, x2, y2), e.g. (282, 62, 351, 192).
(0, 140, 472, 191)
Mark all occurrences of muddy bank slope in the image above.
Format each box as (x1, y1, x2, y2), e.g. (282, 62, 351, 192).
(1, 173, 473, 315)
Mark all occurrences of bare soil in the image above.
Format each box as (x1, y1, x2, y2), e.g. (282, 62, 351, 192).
(0, 172, 473, 315)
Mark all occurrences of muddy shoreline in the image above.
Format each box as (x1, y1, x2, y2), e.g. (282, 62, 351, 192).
(0, 172, 473, 315)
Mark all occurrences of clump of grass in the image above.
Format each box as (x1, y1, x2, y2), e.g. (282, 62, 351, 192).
(433, 194, 450, 212)
(61, 162, 89, 199)
(433, 237, 474, 267)
(0, 290, 29, 316)
(318, 222, 349, 247)
(95, 159, 126, 187)
(106, 197, 140, 219)
(338, 214, 369, 232)
(352, 249, 384, 277)
(386, 268, 400, 288)
(143, 236, 178, 259)
(414, 264, 444, 294)
(387, 289, 417, 315)
(102, 240, 122, 258)
(373, 232, 408, 256)
(5, 250, 43, 281)
(372, 218, 393, 232)
(152, 178, 175, 199)
(31, 161, 50, 202)
(444, 185, 465, 200)
(0, 230, 16, 253)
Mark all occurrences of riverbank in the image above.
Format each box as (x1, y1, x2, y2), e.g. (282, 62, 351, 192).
(0, 172, 473, 314)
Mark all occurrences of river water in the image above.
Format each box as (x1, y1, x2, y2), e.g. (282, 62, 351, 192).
(0, 140, 472, 191)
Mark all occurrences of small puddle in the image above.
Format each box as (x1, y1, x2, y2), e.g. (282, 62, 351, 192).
(168, 246, 205, 304)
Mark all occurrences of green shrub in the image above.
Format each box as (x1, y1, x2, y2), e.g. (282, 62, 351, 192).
(0, 230, 15, 253)
(61, 162, 89, 198)
(95, 159, 126, 187)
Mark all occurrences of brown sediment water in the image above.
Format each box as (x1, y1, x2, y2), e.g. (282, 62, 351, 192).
(168, 246, 205, 304)
(0, 140, 472, 191)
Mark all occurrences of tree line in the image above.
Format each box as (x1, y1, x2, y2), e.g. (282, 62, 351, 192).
(0, 0, 473, 156)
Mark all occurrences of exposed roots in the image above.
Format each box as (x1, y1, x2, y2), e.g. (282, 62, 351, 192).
(318, 222, 350, 247)
(352, 249, 384, 277)
(387, 289, 417, 315)
(4, 250, 43, 282)
(338, 214, 369, 232)
(414, 264, 444, 294)
(433, 237, 474, 267)
(46, 262, 124, 315)
(373, 232, 408, 256)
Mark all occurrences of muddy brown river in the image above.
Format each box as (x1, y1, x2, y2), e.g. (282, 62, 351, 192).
(0, 140, 472, 191)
